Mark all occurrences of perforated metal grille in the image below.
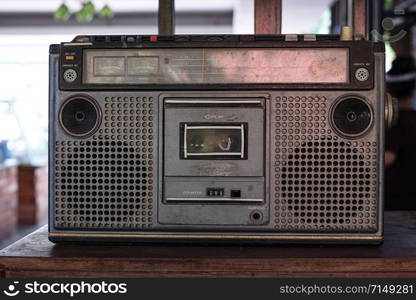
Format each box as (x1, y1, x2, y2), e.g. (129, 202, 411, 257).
(54, 96, 156, 230)
(271, 95, 378, 232)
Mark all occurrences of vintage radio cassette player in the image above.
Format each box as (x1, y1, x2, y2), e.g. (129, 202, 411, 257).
(49, 33, 395, 244)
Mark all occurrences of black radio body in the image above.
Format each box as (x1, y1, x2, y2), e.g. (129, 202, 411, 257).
(49, 34, 386, 244)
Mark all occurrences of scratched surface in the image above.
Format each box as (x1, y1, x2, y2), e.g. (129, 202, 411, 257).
(84, 48, 349, 85)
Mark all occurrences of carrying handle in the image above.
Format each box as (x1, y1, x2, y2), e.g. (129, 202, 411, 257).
(157, 0, 368, 39)
(254, 0, 368, 39)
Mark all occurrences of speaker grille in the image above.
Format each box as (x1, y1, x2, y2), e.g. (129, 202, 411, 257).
(54, 96, 156, 230)
(272, 95, 378, 232)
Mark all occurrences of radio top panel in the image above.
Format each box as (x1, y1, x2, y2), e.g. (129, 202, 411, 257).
(51, 34, 385, 91)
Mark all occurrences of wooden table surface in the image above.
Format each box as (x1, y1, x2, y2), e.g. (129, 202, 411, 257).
(1, 211, 416, 278)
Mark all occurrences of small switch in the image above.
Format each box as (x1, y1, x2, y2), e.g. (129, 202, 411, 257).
(230, 190, 241, 198)
(304, 34, 317, 41)
(285, 34, 298, 42)
(126, 36, 136, 43)
(207, 188, 224, 197)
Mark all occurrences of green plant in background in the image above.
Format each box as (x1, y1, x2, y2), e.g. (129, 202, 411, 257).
(384, 0, 395, 10)
(76, 1, 96, 22)
(54, 1, 114, 22)
(311, 10, 331, 34)
(54, 3, 71, 21)
(99, 4, 114, 19)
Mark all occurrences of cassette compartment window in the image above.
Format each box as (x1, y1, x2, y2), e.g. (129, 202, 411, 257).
(181, 123, 247, 159)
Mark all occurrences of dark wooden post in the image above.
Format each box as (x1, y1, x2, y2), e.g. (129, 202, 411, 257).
(158, 0, 175, 35)
(353, 0, 368, 39)
(255, 0, 282, 34)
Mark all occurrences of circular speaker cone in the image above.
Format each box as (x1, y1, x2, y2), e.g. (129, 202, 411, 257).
(332, 97, 373, 137)
(59, 96, 101, 137)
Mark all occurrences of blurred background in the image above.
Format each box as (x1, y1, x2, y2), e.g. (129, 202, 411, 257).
(0, 0, 415, 248)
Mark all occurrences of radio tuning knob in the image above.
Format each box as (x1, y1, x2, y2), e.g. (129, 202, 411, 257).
(340, 26, 353, 41)
(385, 92, 399, 129)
